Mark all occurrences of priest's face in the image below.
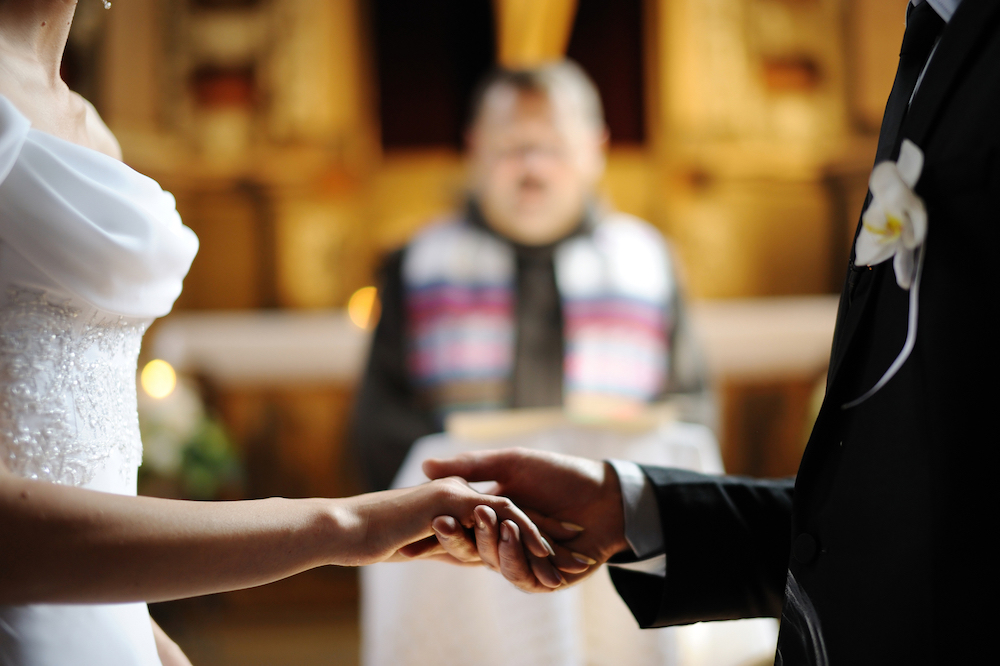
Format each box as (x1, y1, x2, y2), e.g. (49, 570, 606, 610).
(467, 85, 607, 246)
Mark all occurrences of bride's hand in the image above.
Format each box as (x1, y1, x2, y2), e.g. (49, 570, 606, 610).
(329, 476, 555, 570)
(397, 505, 592, 589)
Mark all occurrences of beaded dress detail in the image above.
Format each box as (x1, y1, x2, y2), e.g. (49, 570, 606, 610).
(0, 288, 148, 487)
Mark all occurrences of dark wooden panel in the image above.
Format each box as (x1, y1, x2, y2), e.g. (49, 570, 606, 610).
(566, 0, 646, 145)
(374, 0, 495, 149)
(169, 184, 275, 310)
(374, 0, 646, 148)
(720, 376, 824, 478)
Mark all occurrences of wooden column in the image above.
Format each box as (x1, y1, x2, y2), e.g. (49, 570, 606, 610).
(493, 0, 579, 67)
(100, 0, 162, 131)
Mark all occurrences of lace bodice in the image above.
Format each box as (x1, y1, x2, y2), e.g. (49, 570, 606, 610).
(0, 286, 149, 489)
(0, 94, 197, 494)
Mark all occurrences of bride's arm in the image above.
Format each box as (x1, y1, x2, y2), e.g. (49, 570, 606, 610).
(0, 463, 554, 605)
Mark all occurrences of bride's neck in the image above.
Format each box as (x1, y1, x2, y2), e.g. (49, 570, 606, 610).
(0, 0, 78, 88)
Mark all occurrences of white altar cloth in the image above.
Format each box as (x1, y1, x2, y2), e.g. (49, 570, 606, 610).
(361, 421, 778, 666)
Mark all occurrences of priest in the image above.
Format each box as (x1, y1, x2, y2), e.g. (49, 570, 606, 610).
(351, 61, 713, 491)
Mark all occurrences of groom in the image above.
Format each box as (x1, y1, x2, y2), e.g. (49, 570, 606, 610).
(426, 0, 1000, 662)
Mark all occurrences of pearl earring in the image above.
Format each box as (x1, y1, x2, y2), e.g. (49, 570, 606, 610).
(103, 0, 112, 8)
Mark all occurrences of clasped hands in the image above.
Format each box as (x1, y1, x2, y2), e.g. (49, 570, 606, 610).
(399, 448, 631, 593)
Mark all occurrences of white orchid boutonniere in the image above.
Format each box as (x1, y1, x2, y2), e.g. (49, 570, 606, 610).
(843, 138, 928, 409)
(854, 139, 927, 289)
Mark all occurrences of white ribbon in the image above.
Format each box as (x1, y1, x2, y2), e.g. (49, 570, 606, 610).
(842, 139, 927, 409)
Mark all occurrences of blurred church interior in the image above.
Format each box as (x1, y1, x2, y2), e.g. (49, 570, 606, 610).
(67, 0, 907, 663)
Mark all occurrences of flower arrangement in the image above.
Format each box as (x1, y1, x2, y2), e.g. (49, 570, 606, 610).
(137, 365, 242, 499)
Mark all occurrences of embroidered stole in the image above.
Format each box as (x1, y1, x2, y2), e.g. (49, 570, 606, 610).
(403, 214, 673, 415)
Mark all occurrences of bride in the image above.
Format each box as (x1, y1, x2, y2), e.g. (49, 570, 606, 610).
(0, 2, 564, 664)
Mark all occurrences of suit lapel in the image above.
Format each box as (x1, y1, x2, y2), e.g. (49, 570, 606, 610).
(901, 0, 1000, 149)
(824, 0, 1000, 395)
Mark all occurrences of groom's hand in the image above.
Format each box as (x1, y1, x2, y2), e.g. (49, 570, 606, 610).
(423, 448, 630, 593)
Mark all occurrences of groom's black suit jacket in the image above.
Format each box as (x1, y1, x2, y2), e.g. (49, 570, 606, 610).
(610, 2, 1000, 663)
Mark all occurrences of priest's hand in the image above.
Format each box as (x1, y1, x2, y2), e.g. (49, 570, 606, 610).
(422, 448, 630, 593)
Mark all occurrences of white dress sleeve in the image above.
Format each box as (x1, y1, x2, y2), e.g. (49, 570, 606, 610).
(0, 93, 31, 187)
(0, 94, 198, 318)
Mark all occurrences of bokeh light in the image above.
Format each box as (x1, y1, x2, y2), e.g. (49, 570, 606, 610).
(141, 359, 178, 399)
(348, 286, 381, 330)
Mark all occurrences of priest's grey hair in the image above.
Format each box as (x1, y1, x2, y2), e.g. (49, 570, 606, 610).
(468, 60, 606, 132)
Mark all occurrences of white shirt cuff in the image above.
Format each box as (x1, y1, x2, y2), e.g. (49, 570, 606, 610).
(606, 459, 666, 577)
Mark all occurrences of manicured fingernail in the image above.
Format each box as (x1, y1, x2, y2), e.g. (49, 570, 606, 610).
(543, 568, 564, 587)
(572, 552, 597, 566)
(544, 538, 556, 558)
(561, 521, 585, 532)
(500, 523, 511, 542)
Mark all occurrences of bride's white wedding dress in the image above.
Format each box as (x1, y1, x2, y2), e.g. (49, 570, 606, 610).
(0, 95, 198, 665)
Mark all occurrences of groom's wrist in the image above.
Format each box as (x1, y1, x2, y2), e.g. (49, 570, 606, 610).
(597, 461, 630, 556)
(606, 460, 665, 561)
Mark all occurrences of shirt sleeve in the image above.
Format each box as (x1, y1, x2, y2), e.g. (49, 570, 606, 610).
(608, 467, 793, 627)
(606, 459, 667, 577)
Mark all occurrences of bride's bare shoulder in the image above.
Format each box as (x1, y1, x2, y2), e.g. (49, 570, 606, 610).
(0, 81, 121, 160)
(75, 93, 121, 161)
